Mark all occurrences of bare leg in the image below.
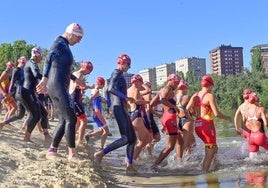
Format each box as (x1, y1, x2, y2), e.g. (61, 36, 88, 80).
(23, 131, 33, 142)
(94, 150, 104, 163)
(175, 133, 184, 161)
(67, 147, 80, 163)
(100, 127, 109, 149)
(152, 135, 177, 167)
(202, 146, 218, 172)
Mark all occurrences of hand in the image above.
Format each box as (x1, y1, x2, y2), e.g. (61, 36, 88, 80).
(36, 77, 48, 94)
(236, 129, 242, 135)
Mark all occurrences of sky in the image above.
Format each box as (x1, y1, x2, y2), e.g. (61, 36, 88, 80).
(0, 0, 267, 85)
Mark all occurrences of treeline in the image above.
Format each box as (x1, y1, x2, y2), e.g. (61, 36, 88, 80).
(183, 70, 268, 111)
(0, 40, 267, 110)
(0, 40, 79, 73)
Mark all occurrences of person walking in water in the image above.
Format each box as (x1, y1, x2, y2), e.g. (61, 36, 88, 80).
(176, 80, 195, 156)
(69, 61, 94, 146)
(85, 76, 110, 150)
(142, 81, 161, 156)
(127, 74, 152, 160)
(234, 88, 252, 140)
(186, 75, 231, 172)
(243, 92, 268, 159)
(93, 54, 137, 173)
(36, 23, 86, 163)
(151, 73, 182, 168)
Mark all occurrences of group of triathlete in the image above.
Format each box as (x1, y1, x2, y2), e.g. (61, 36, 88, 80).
(0, 22, 267, 174)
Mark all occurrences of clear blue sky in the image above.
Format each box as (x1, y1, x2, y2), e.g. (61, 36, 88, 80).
(0, 0, 267, 85)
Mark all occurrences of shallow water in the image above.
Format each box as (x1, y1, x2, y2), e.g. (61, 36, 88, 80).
(91, 117, 268, 188)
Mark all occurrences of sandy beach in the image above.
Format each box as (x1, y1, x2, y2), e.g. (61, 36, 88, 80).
(0, 116, 115, 188)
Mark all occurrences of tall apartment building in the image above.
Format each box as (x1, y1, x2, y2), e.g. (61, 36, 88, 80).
(209, 45, 243, 76)
(251, 44, 268, 75)
(175, 57, 206, 79)
(155, 63, 176, 87)
(139, 68, 156, 89)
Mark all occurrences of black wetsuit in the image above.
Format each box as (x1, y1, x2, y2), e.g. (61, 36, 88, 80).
(104, 69, 136, 164)
(70, 88, 85, 118)
(6, 67, 25, 124)
(15, 59, 43, 133)
(43, 36, 77, 148)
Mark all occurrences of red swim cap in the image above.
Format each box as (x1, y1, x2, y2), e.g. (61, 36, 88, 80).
(96, 77, 105, 85)
(243, 88, 252, 100)
(178, 80, 189, 90)
(201, 75, 214, 87)
(6, 61, 15, 69)
(131, 74, 143, 84)
(81, 61, 93, 72)
(117, 54, 131, 65)
(167, 74, 180, 85)
(248, 92, 259, 104)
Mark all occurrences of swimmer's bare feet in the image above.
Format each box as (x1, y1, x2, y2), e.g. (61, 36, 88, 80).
(126, 164, 138, 175)
(23, 132, 33, 142)
(150, 164, 159, 172)
(94, 150, 104, 163)
(68, 154, 80, 164)
(46, 147, 58, 159)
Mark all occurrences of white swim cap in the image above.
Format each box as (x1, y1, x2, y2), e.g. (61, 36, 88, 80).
(65, 23, 84, 37)
(31, 46, 42, 57)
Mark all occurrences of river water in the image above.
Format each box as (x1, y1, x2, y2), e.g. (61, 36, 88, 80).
(90, 116, 268, 188)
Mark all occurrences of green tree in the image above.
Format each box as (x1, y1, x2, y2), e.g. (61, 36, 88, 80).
(251, 46, 263, 73)
(0, 40, 34, 72)
(0, 43, 13, 71)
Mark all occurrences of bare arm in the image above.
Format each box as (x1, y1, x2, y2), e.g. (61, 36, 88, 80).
(0, 71, 9, 96)
(209, 94, 231, 121)
(234, 107, 242, 135)
(159, 86, 179, 113)
(140, 83, 152, 96)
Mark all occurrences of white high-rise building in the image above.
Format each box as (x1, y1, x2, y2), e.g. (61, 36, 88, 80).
(155, 63, 175, 87)
(175, 57, 206, 79)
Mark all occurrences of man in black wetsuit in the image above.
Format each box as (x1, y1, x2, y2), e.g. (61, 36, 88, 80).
(94, 54, 137, 173)
(36, 23, 86, 163)
(22, 47, 51, 141)
(0, 56, 27, 130)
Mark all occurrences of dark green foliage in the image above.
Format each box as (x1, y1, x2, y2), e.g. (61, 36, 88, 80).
(0, 40, 34, 72)
(1, 40, 268, 110)
(184, 70, 268, 111)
